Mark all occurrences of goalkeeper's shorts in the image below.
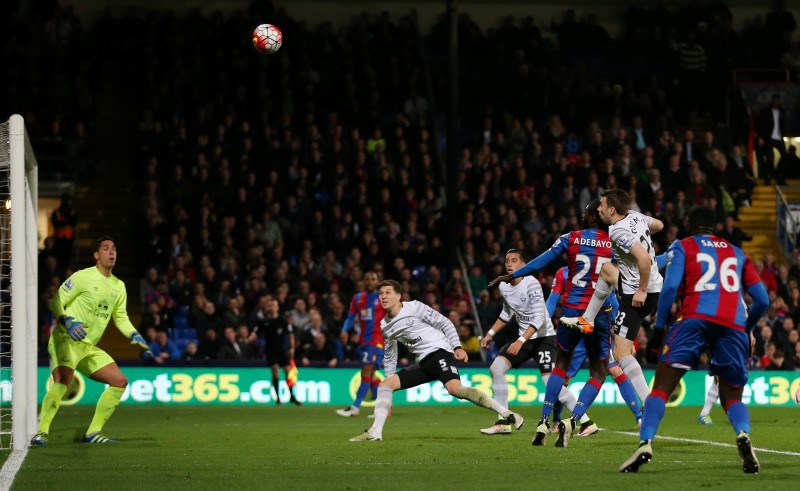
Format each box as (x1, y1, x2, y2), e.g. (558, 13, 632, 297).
(48, 329, 115, 376)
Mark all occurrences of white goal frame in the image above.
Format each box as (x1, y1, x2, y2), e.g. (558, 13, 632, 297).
(6, 114, 38, 450)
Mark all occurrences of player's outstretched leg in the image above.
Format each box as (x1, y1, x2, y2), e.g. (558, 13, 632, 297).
(560, 277, 613, 334)
(453, 383, 523, 430)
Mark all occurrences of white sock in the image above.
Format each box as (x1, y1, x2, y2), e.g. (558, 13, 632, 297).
(456, 386, 509, 416)
(490, 358, 510, 419)
(583, 278, 612, 323)
(369, 386, 393, 436)
(700, 381, 719, 417)
(619, 355, 650, 402)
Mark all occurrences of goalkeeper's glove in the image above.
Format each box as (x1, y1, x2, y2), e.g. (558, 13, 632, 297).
(63, 316, 87, 341)
(130, 331, 153, 358)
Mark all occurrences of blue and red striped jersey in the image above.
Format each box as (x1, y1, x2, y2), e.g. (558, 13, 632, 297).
(660, 235, 761, 331)
(548, 228, 614, 309)
(342, 291, 385, 347)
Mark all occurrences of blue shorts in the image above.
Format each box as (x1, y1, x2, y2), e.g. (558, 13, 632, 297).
(557, 306, 614, 364)
(661, 318, 750, 388)
(358, 345, 385, 368)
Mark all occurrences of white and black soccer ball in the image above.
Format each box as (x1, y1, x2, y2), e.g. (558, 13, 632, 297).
(252, 24, 282, 54)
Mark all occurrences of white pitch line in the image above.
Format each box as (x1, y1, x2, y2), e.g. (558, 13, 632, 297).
(0, 448, 28, 491)
(606, 429, 800, 457)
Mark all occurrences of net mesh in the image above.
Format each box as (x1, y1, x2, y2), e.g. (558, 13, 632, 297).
(0, 120, 11, 448)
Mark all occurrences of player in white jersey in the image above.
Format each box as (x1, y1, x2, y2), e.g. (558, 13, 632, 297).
(561, 189, 663, 403)
(349, 280, 525, 442)
(479, 249, 595, 435)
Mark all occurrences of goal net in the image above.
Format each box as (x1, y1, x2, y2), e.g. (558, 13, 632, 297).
(0, 115, 38, 450)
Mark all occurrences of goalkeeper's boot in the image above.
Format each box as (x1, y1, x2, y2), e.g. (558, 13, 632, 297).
(736, 431, 759, 474)
(531, 419, 548, 446)
(559, 315, 594, 334)
(30, 432, 48, 446)
(84, 432, 118, 444)
(480, 419, 512, 435)
(506, 412, 525, 430)
(349, 430, 382, 442)
(577, 419, 599, 436)
(619, 440, 653, 473)
(698, 414, 714, 425)
(555, 419, 575, 448)
(336, 406, 360, 417)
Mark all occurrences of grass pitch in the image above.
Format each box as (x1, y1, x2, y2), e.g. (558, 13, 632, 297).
(7, 404, 800, 490)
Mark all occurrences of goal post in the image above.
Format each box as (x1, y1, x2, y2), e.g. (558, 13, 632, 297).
(2, 114, 38, 450)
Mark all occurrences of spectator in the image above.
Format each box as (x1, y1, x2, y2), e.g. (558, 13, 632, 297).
(300, 332, 338, 367)
(147, 330, 181, 364)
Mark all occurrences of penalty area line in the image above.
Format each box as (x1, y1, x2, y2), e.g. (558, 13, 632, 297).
(605, 429, 800, 457)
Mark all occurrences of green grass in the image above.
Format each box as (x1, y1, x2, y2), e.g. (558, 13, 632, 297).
(9, 405, 800, 490)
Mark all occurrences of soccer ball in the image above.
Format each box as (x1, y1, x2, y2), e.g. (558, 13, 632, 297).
(252, 24, 282, 54)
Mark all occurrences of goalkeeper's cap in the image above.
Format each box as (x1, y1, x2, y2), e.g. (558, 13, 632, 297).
(92, 235, 116, 254)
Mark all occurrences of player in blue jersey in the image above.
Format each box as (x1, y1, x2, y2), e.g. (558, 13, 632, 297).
(619, 206, 769, 474)
(547, 267, 643, 434)
(337, 272, 386, 417)
(490, 200, 614, 447)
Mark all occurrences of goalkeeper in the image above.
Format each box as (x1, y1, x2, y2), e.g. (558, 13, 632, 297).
(31, 236, 152, 445)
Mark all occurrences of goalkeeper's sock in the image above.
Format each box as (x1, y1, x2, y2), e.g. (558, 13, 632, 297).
(369, 386, 393, 436)
(86, 386, 125, 435)
(353, 377, 371, 409)
(583, 278, 612, 323)
(38, 382, 68, 434)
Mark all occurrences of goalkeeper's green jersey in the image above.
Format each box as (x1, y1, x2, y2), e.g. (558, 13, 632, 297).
(50, 265, 136, 346)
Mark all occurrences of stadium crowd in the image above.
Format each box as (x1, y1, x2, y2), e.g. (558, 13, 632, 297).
(14, 1, 800, 371)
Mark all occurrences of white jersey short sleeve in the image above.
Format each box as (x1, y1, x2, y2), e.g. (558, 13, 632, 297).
(380, 300, 460, 364)
(498, 276, 556, 338)
(608, 211, 663, 294)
